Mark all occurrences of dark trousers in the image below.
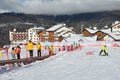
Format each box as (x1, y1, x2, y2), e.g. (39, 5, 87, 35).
(17, 53, 20, 59)
(37, 50, 41, 57)
(29, 50, 33, 58)
(99, 50, 108, 55)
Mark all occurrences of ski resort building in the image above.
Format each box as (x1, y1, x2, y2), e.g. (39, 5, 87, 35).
(82, 21, 120, 41)
(9, 23, 76, 44)
(9, 28, 28, 45)
(27, 27, 45, 43)
(39, 23, 75, 42)
(9, 26, 45, 45)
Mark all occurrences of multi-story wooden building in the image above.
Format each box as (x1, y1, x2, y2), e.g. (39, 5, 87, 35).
(38, 23, 75, 42)
(82, 21, 120, 41)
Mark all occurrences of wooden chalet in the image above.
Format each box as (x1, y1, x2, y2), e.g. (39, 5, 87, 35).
(82, 26, 120, 41)
(111, 21, 120, 33)
(38, 23, 73, 42)
(82, 28, 93, 36)
(94, 31, 106, 40)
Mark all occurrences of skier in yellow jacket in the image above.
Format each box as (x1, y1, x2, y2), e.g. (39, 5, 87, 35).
(99, 45, 108, 56)
(49, 45, 54, 56)
(27, 40, 34, 58)
(0, 52, 2, 57)
(37, 43, 42, 57)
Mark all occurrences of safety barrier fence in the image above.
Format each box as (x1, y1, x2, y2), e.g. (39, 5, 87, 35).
(0, 41, 120, 70)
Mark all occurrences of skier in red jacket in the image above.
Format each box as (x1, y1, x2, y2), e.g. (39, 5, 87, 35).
(16, 45, 21, 59)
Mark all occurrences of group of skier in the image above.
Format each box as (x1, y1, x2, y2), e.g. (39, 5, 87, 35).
(26, 40, 43, 58)
(10, 40, 57, 60)
(10, 40, 42, 59)
(11, 45, 21, 59)
(10, 40, 82, 59)
(10, 40, 109, 60)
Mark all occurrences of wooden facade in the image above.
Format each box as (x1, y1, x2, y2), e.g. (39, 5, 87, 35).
(82, 28, 120, 41)
(58, 36, 64, 42)
(82, 29, 108, 41)
(38, 31, 46, 42)
(94, 31, 106, 40)
(82, 29, 93, 36)
(48, 31, 54, 42)
(38, 31, 58, 42)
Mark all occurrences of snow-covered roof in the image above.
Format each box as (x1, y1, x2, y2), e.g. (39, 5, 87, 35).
(62, 35, 97, 44)
(100, 28, 111, 33)
(114, 21, 120, 24)
(101, 29, 120, 40)
(83, 35, 97, 42)
(107, 33, 120, 40)
(58, 30, 72, 37)
(32, 26, 45, 30)
(61, 35, 82, 44)
(62, 32, 75, 38)
(28, 26, 45, 31)
(56, 27, 71, 33)
(84, 28, 98, 34)
(46, 23, 66, 31)
(112, 21, 120, 27)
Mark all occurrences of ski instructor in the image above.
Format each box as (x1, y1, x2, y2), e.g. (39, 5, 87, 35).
(27, 40, 34, 58)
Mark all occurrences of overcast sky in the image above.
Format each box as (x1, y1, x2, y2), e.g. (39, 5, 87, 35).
(0, 0, 120, 15)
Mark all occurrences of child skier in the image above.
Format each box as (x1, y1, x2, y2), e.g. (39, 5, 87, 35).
(11, 47, 16, 59)
(99, 45, 108, 56)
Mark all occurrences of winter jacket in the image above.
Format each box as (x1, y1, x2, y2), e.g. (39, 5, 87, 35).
(0, 52, 3, 56)
(11, 50, 16, 54)
(27, 42, 34, 50)
(101, 46, 107, 51)
(37, 44, 41, 50)
(50, 45, 53, 50)
(16, 47, 21, 54)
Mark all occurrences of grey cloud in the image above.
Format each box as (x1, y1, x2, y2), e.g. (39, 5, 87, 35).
(0, 0, 23, 12)
(0, 0, 120, 15)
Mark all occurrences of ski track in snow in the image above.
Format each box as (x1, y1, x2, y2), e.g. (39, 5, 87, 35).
(0, 46, 120, 80)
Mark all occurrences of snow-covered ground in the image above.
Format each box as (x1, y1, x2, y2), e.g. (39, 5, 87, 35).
(0, 42, 120, 80)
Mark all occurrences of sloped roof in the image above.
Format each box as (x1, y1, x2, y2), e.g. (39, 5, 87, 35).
(58, 30, 72, 36)
(101, 29, 120, 40)
(56, 27, 71, 33)
(83, 28, 120, 40)
(83, 28, 98, 34)
(111, 21, 120, 28)
(61, 35, 82, 44)
(46, 23, 66, 31)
